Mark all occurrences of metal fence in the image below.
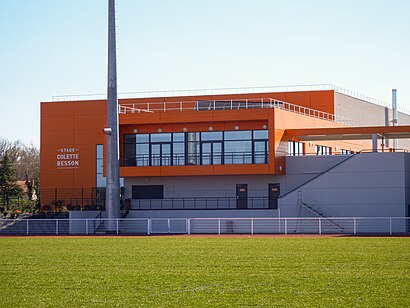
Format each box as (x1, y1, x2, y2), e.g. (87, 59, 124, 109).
(0, 217, 409, 236)
(130, 197, 272, 210)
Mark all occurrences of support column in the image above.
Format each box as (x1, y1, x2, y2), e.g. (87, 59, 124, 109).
(105, 0, 120, 232)
(372, 134, 378, 153)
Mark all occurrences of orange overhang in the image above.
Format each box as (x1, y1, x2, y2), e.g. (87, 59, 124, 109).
(285, 125, 410, 141)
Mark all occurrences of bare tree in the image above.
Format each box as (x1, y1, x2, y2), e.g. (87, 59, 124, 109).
(0, 137, 40, 188)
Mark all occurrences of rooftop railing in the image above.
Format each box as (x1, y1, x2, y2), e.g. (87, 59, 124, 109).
(118, 98, 352, 125)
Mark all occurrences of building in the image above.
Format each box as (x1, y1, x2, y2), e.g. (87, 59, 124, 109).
(40, 85, 410, 232)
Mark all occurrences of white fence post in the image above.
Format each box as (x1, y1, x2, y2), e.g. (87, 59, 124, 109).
(86, 219, 88, 235)
(187, 218, 191, 235)
(56, 220, 59, 235)
(318, 218, 322, 235)
(167, 219, 170, 234)
(218, 219, 221, 235)
(147, 219, 151, 235)
(26, 220, 29, 235)
(251, 219, 254, 235)
(353, 218, 357, 235)
(116, 219, 119, 235)
(389, 218, 392, 235)
(284, 218, 288, 235)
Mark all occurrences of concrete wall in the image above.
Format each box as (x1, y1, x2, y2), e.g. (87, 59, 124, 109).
(124, 175, 282, 199)
(280, 153, 407, 220)
(284, 155, 349, 193)
(335, 92, 410, 149)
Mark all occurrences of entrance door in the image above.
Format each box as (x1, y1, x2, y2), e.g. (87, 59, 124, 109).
(201, 141, 222, 165)
(236, 184, 248, 209)
(151, 143, 171, 166)
(268, 183, 280, 209)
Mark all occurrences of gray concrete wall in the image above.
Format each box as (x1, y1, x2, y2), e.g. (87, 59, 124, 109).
(280, 153, 407, 220)
(124, 175, 283, 200)
(335, 92, 410, 149)
(284, 155, 348, 193)
(126, 209, 278, 219)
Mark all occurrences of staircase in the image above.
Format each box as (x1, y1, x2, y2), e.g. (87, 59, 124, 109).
(280, 154, 357, 199)
(300, 202, 344, 232)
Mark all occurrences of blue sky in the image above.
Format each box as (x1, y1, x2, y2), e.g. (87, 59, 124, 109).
(0, 0, 409, 146)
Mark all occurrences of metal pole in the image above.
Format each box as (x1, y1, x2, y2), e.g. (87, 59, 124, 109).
(392, 89, 398, 150)
(318, 218, 322, 235)
(105, 0, 121, 232)
(353, 218, 356, 235)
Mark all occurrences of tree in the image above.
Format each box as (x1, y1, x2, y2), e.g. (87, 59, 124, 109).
(0, 152, 23, 210)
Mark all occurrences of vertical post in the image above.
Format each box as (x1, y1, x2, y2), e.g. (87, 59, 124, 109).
(251, 219, 254, 235)
(353, 218, 357, 235)
(147, 219, 151, 235)
(389, 217, 392, 235)
(86, 219, 88, 235)
(318, 218, 322, 235)
(26, 220, 29, 235)
(116, 219, 119, 235)
(372, 134, 378, 153)
(105, 0, 121, 232)
(392, 89, 398, 150)
(187, 218, 191, 235)
(167, 219, 170, 234)
(284, 218, 288, 235)
(218, 219, 221, 235)
(56, 219, 59, 235)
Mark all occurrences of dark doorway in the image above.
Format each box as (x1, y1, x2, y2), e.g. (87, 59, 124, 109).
(268, 183, 280, 209)
(236, 184, 248, 209)
(132, 185, 163, 199)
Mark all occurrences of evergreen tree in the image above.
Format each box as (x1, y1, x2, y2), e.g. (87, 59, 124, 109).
(0, 153, 23, 210)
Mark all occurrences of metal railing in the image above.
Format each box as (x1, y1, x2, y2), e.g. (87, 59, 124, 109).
(1, 217, 408, 235)
(122, 152, 268, 167)
(117, 98, 352, 125)
(130, 197, 272, 210)
(50, 84, 408, 114)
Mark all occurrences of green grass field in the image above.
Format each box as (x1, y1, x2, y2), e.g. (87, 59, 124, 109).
(0, 236, 409, 307)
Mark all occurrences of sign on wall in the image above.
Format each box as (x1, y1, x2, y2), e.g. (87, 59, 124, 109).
(56, 147, 80, 169)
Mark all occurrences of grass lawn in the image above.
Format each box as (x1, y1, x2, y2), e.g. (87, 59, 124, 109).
(0, 236, 409, 307)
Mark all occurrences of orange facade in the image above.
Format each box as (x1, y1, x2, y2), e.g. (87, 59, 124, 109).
(40, 90, 366, 206)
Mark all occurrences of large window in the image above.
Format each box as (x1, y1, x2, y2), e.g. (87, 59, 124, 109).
(288, 141, 304, 156)
(123, 130, 268, 166)
(316, 145, 331, 155)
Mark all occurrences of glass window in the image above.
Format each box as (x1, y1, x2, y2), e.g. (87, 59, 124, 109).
(173, 142, 185, 154)
(225, 140, 251, 153)
(136, 134, 149, 143)
(173, 133, 185, 142)
(136, 143, 149, 154)
(288, 141, 304, 156)
(96, 144, 104, 159)
(151, 133, 171, 142)
(201, 132, 222, 141)
(253, 130, 268, 139)
(224, 130, 252, 140)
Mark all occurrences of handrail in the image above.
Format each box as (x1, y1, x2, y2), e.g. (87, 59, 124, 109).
(300, 202, 344, 231)
(118, 98, 352, 125)
(280, 153, 358, 198)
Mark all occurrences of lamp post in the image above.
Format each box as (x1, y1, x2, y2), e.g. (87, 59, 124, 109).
(105, 0, 120, 232)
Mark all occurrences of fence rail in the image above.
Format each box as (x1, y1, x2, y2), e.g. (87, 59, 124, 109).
(0, 217, 409, 236)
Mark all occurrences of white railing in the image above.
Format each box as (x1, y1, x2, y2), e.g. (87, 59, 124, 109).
(118, 98, 352, 125)
(0, 217, 408, 235)
(50, 84, 409, 115)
